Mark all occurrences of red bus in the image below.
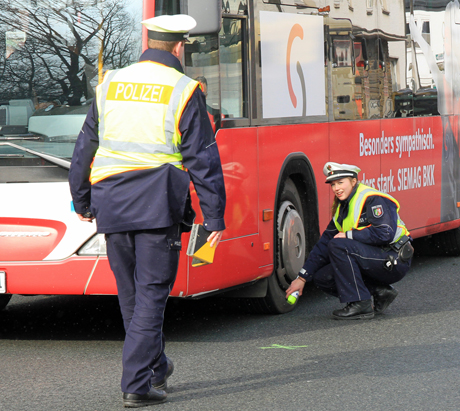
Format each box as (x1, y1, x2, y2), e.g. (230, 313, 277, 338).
(1, 0, 460, 313)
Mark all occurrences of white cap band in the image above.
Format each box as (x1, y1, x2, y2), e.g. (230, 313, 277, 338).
(323, 162, 361, 183)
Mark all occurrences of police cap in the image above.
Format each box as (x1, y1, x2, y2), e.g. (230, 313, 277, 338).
(323, 162, 361, 183)
(141, 14, 197, 41)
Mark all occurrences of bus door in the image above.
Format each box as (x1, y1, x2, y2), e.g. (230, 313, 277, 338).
(182, 7, 262, 293)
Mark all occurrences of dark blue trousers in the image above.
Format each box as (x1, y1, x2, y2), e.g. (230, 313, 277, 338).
(313, 238, 411, 303)
(105, 225, 181, 395)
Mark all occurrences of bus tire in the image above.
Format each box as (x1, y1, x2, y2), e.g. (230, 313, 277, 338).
(0, 294, 12, 311)
(248, 178, 306, 314)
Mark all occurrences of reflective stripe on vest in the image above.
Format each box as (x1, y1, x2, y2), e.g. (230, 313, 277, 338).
(90, 62, 199, 184)
(333, 184, 410, 243)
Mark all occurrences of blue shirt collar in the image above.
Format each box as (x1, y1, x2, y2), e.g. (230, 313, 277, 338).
(138, 49, 184, 73)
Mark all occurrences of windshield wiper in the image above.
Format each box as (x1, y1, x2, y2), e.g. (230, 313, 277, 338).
(0, 136, 41, 141)
(0, 142, 71, 170)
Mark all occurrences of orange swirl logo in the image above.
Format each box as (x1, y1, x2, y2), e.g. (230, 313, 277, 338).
(286, 24, 306, 116)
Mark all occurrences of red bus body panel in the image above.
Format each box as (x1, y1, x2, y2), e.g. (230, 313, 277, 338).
(3, 258, 97, 295)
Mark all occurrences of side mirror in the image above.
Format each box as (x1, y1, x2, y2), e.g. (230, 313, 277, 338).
(185, 0, 222, 35)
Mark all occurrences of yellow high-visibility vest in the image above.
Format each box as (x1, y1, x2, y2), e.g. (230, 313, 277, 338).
(333, 184, 410, 243)
(90, 61, 199, 184)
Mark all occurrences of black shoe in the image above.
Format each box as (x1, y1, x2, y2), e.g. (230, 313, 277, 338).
(332, 299, 374, 320)
(123, 388, 167, 408)
(152, 358, 174, 391)
(373, 285, 398, 314)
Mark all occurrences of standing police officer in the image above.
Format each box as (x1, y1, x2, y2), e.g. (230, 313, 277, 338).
(286, 162, 413, 320)
(69, 15, 226, 408)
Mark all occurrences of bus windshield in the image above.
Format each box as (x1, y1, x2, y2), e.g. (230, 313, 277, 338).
(0, 0, 143, 162)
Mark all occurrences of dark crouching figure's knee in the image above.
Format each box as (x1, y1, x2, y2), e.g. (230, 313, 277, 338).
(313, 265, 338, 297)
(327, 237, 349, 257)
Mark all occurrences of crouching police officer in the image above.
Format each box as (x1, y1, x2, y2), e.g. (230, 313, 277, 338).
(286, 162, 413, 320)
(69, 14, 226, 407)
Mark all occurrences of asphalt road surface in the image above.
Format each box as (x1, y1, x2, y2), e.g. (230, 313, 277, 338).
(1, 253, 460, 411)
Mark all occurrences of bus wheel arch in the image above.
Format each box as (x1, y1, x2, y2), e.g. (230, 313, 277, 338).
(252, 154, 320, 314)
(274, 154, 320, 273)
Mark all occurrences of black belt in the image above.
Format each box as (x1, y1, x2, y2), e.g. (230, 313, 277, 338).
(390, 235, 411, 251)
(388, 235, 413, 262)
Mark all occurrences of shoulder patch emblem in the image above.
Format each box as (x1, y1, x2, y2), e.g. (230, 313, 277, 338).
(372, 205, 384, 218)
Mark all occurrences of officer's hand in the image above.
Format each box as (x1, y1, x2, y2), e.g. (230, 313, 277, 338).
(285, 278, 306, 298)
(207, 230, 224, 248)
(334, 232, 346, 239)
(77, 213, 95, 223)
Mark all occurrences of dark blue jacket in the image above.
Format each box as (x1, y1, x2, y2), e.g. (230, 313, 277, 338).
(301, 184, 402, 280)
(69, 49, 226, 234)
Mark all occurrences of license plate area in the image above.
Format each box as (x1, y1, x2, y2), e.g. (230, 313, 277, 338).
(0, 271, 5, 293)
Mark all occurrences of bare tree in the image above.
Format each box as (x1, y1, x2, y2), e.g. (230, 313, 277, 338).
(0, 0, 140, 105)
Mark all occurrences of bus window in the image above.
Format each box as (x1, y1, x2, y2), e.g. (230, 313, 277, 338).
(155, 0, 180, 15)
(184, 34, 220, 131)
(0, 0, 142, 161)
(219, 17, 247, 119)
(329, 20, 359, 121)
(405, 9, 441, 117)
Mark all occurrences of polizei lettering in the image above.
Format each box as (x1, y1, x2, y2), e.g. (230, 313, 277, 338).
(107, 82, 173, 104)
(115, 83, 164, 102)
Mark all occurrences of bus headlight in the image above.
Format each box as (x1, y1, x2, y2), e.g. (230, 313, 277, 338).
(77, 234, 107, 256)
